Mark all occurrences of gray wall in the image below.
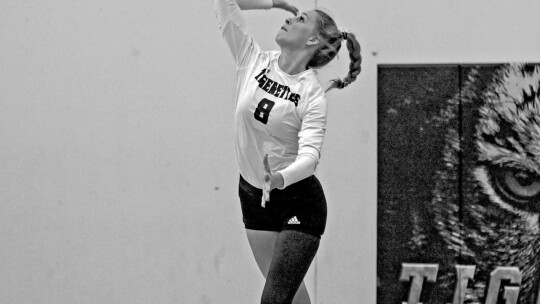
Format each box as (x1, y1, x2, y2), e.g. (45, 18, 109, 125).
(1, 0, 539, 303)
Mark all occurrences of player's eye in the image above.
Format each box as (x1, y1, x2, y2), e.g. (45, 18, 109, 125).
(488, 164, 540, 212)
(299, 16, 304, 22)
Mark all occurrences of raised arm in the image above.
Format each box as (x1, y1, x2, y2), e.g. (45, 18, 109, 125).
(214, 0, 298, 65)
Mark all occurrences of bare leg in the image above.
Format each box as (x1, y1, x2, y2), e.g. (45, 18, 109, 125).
(246, 229, 312, 304)
(246, 229, 278, 277)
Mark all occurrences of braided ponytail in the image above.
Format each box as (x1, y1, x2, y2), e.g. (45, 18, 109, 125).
(307, 9, 362, 92)
(326, 32, 362, 92)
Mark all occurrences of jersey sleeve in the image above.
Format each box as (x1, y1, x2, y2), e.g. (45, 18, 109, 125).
(214, 0, 272, 68)
(277, 154, 317, 189)
(297, 94, 328, 164)
(276, 92, 327, 189)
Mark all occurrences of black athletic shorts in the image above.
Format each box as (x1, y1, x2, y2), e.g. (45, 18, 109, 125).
(238, 174, 327, 238)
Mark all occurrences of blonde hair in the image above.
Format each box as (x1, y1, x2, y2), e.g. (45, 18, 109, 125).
(307, 9, 362, 92)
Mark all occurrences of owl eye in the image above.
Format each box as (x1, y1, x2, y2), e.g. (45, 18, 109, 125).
(489, 165, 540, 210)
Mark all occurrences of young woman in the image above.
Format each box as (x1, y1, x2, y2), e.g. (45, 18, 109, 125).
(214, 0, 361, 303)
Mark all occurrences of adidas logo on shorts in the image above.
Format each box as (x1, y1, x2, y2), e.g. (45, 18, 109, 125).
(287, 216, 301, 224)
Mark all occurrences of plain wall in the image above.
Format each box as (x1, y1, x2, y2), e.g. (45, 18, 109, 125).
(1, 0, 539, 303)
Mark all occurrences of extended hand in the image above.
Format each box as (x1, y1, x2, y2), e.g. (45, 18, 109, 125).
(262, 154, 272, 207)
(272, 0, 299, 16)
(261, 154, 284, 207)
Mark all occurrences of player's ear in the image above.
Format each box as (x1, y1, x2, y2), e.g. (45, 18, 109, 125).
(306, 36, 319, 46)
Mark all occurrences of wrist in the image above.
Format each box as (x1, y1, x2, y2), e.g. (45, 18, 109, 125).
(272, 172, 284, 189)
(272, 0, 283, 9)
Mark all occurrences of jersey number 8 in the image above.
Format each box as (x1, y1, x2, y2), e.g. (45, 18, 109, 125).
(254, 99, 275, 125)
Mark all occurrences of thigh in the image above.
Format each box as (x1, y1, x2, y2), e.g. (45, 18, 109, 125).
(246, 229, 279, 278)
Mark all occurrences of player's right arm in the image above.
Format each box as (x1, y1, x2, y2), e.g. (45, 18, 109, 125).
(214, 0, 298, 66)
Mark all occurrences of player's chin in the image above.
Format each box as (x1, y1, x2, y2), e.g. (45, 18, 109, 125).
(275, 32, 284, 45)
(276, 29, 293, 44)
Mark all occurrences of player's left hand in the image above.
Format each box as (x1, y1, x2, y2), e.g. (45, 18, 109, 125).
(261, 154, 285, 207)
(262, 154, 272, 207)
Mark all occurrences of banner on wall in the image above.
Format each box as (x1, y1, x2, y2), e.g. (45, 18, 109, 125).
(377, 63, 540, 304)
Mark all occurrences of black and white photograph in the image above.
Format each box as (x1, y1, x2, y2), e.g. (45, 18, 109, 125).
(1, 0, 539, 303)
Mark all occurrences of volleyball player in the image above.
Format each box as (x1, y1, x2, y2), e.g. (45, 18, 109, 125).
(214, 0, 362, 302)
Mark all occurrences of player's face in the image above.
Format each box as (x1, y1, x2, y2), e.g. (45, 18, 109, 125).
(275, 10, 319, 50)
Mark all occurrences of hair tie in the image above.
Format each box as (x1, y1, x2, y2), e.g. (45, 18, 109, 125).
(342, 32, 348, 40)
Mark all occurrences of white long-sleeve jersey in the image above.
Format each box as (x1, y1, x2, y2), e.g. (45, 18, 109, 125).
(214, 0, 327, 189)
